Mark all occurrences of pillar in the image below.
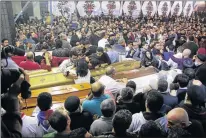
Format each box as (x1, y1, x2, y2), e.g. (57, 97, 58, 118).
(12, 1, 22, 16)
(33, 1, 41, 19)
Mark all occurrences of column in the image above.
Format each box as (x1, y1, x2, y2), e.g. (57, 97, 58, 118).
(12, 1, 22, 16)
(33, 1, 41, 19)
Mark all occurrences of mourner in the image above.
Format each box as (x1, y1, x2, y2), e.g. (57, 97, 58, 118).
(1, 1, 206, 138)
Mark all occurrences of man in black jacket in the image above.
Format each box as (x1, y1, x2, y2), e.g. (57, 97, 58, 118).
(98, 110, 137, 138)
(89, 29, 101, 46)
(96, 47, 111, 65)
(52, 39, 70, 57)
(195, 48, 206, 85)
(1, 73, 25, 138)
(158, 79, 178, 109)
(64, 96, 93, 131)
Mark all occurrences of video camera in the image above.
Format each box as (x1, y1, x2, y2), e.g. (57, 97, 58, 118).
(1, 45, 31, 99)
(1, 45, 25, 59)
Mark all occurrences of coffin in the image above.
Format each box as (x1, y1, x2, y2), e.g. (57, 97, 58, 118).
(22, 67, 157, 116)
(22, 83, 91, 115)
(27, 60, 141, 90)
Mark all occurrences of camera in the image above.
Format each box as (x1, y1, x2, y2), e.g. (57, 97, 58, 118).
(1, 45, 31, 99)
(1, 45, 25, 59)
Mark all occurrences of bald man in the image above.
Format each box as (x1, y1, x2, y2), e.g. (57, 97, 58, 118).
(19, 52, 41, 70)
(98, 66, 126, 97)
(167, 108, 191, 128)
(82, 82, 111, 117)
(170, 49, 193, 69)
(156, 107, 205, 137)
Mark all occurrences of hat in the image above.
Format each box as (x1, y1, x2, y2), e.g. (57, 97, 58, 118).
(197, 48, 206, 62)
(187, 85, 206, 105)
(64, 96, 80, 112)
(183, 58, 194, 68)
(120, 87, 134, 103)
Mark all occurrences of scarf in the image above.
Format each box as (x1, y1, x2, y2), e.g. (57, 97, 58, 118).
(37, 109, 53, 130)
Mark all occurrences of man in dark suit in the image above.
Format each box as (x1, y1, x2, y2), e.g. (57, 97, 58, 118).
(173, 74, 190, 103)
(89, 29, 101, 46)
(195, 48, 206, 86)
(60, 33, 72, 50)
(158, 79, 178, 109)
(182, 35, 198, 58)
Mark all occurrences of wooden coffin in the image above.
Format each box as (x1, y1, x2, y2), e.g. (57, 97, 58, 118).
(22, 67, 157, 116)
(28, 60, 140, 90)
(114, 67, 157, 80)
(22, 83, 91, 109)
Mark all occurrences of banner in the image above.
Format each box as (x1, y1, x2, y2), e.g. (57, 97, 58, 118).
(158, 1, 171, 16)
(101, 1, 121, 16)
(76, 1, 101, 17)
(183, 1, 193, 17)
(122, 1, 141, 17)
(48, 1, 75, 17)
(171, 1, 183, 16)
(48, 1, 196, 18)
(142, 1, 157, 16)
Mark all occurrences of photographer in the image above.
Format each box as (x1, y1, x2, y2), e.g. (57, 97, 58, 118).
(1, 73, 25, 138)
(1, 43, 25, 70)
(1, 38, 9, 47)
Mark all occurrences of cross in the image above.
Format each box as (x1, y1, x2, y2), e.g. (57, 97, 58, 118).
(40, 77, 46, 83)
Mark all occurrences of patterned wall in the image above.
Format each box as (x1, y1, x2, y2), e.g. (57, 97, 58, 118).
(49, 1, 198, 17)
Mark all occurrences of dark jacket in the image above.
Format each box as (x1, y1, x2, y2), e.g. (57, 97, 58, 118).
(89, 34, 101, 46)
(176, 88, 187, 103)
(143, 112, 164, 121)
(116, 102, 141, 114)
(179, 103, 206, 121)
(52, 48, 70, 57)
(195, 63, 206, 86)
(85, 45, 98, 56)
(1, 112, 22, 138)
(69, 111, 93, 131)
(98, 132, 137, 138)
(97, 53, 111, 65)
(183, 41, 198, 58)
(185, 120, 205, 137)
(161, 93, 178, 109)
(70, 34, 80, 47)
(53, 128, 87, 138)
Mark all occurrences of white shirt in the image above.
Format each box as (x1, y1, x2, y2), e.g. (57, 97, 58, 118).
(98, 38, 109, 49)
(21, 115, 44, 138)
(59, 59, 74, 75)
(74, 70, 91, 84)
(1, 57, 19, 69)
(127, 112, 147, 133)
(98, 75, 125, 95)
(167, 53, 182, 69)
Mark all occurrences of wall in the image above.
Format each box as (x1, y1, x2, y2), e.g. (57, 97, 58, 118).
(1, 1, 16, 45)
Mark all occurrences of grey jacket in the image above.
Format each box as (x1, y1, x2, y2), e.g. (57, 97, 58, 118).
(62, 40, 72, 50)
(90, 116, 113, 136)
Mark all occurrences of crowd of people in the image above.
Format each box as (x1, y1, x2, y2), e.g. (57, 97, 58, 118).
(1, 11, 206, 138)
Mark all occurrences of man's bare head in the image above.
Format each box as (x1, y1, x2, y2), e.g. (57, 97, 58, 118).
(167, 108, 191, 128)
(106, 66, 116, 76)
(191, 79, 202, 86)
(91, 82, 104, 97)
(26, 52, 34, 60)
(182, 49, 191, 58)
